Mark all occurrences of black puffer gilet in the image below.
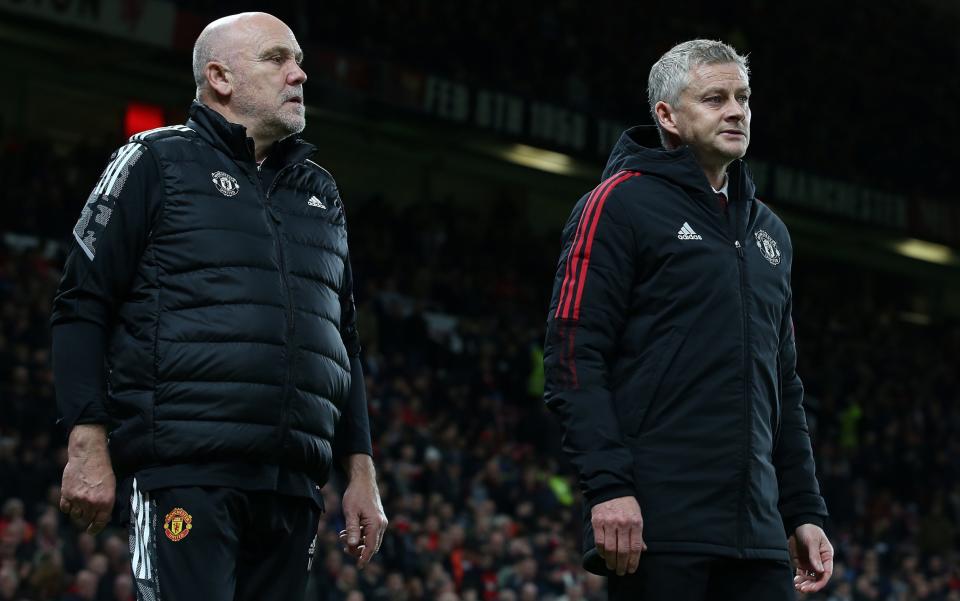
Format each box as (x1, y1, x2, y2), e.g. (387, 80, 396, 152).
(106, 104, 350, 486)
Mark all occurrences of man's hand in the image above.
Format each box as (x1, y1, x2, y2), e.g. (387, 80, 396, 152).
(790, 524, 834, 594)
(339, 454, 388, 570)
(591, 495, 646, 576)
(60, 425, 115, 534)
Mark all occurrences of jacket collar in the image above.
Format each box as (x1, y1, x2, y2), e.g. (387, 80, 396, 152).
(185, 100, 316, 167)
(603, 126, 757, 213)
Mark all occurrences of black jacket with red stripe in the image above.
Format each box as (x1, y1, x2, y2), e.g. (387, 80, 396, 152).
(543, 127, 827, 573)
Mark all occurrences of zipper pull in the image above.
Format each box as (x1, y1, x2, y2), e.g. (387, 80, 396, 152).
(734, 240, 744, 258)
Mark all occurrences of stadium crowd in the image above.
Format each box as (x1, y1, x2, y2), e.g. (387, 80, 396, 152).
(1, 136, 959, 600)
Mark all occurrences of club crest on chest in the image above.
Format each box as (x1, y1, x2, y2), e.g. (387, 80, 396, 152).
(211, 171, 240, 197)
(754, 229, 781, 266)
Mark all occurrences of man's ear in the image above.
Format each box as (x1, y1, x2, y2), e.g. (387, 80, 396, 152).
(655, 100, 680, 138)
(205, 61, 232, 98)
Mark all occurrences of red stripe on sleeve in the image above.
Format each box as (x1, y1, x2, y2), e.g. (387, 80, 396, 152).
(570, 171, 639, 319)
(555, 171, 636, 319)
(556, 170, 640, 321)
(555, 179, 609, 319)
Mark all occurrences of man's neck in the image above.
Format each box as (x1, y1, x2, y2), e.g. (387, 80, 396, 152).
(200, 100, 274, 161)
(698, 160, 731, 191)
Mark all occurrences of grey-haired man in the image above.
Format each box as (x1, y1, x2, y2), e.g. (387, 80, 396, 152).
(544, 39, 832, 600)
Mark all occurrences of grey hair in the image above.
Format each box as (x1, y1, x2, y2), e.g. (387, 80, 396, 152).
(192, 14, 248, 99)
(647, 39, 749, 146)
(192, 28, 219, 98)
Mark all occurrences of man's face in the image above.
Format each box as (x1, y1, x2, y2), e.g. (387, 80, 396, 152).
(669, 62, 751, 166)
(229, 17, 307, 140)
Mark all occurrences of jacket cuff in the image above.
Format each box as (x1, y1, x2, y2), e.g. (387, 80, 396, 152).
(584, 484, 636, 509)
(784, 513, 825, 534)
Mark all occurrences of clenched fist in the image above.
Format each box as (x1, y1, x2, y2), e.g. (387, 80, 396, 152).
(60, 424, 116, 534)
(591, 496, 647, 576)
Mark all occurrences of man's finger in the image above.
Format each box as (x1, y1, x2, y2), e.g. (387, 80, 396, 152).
(367, 521, 384, 555)
(87, 521, 108, 535)
(375, 518, 387, 553)
(615, 527, 629, 576)
(358, 540, 375, 569)
(627, 524, 643, 574)
(597, 524, 615, 571)
(357, 520, 384, 568)
(70, 505, 88, 523)
(593, 520, 605, 559)
(87, 508, 111, 535)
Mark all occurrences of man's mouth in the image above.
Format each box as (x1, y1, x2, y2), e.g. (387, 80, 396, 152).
(720, 130, 745, 137)
(286, 97, 303, 104)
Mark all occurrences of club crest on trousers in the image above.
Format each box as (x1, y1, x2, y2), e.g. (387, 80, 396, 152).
(163, 507, 193, 542)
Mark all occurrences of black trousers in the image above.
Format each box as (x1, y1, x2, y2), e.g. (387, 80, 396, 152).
(128, 482, 321, 601)
(607, 553, 795, 601)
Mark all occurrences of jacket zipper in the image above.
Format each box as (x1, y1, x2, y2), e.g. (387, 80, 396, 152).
(731, 198, 752, 557)
(262, 165, 297, 454)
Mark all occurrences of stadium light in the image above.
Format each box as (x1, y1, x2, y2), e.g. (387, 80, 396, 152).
(124, 102, 165, 138)
(499, 144, 576, 175)
(891, 238, 959, 266)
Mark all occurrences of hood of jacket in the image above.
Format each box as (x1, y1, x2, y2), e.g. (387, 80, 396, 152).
(602, 126, 757, 204)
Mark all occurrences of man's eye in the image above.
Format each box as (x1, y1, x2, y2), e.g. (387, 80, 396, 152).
(705, 96, 722, 104)
(737, 95, 750, 104)
(270, 56, 284, 64)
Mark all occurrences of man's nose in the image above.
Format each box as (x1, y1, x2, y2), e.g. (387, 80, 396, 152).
(288, 63, 307, 85)
(725, 98, 746, 121)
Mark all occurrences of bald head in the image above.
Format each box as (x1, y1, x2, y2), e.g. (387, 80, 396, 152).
(190, 12, 307, 158)
(192, 12, 290, 98)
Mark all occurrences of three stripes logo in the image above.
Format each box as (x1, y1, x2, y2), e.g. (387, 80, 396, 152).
(72, 143, 146, 260)
(677, 222, 702, 240)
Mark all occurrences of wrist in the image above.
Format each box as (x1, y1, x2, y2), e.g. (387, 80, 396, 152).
(68, 424, 109, 455)
(342, 453, 376, 484)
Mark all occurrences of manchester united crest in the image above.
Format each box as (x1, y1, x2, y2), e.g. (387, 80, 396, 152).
(163, 507, 193, 542)
(754, 229, 781, 266)
(211, 171, 239, 197)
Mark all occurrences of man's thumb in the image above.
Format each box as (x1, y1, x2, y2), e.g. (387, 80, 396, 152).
(345, 513, 361, 546)
(809, 544, 823, 572)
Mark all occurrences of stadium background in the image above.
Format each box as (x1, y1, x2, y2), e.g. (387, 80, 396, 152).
(1, 1, 959, 600)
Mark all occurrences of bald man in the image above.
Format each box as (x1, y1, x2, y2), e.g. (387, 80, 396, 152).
(51, 13, 387, 601)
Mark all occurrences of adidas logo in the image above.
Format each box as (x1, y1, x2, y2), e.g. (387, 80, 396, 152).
(677, 222, 702, 240)
(307, 195, 326, 209)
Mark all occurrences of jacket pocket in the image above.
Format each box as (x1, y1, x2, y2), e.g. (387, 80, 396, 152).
(617, 327, 684, 439)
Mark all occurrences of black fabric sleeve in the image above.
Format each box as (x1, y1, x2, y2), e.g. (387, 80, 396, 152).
(774, 289, 829, 533)
(50, 142, 162, 431)
(543, 190, 636, 507)
(332, 250, 373, 459)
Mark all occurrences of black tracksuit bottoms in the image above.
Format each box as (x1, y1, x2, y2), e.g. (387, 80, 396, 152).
(127, 483, 321, 601)
(607, 553, 795, 601)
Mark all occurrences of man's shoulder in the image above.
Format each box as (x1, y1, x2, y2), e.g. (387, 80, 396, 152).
(301, 158, 337, 185)
(127, 124, 198, 145)
(582, 170, 672, 216)
(297, 158, 340, 198)
(754, 198, 792, 241)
